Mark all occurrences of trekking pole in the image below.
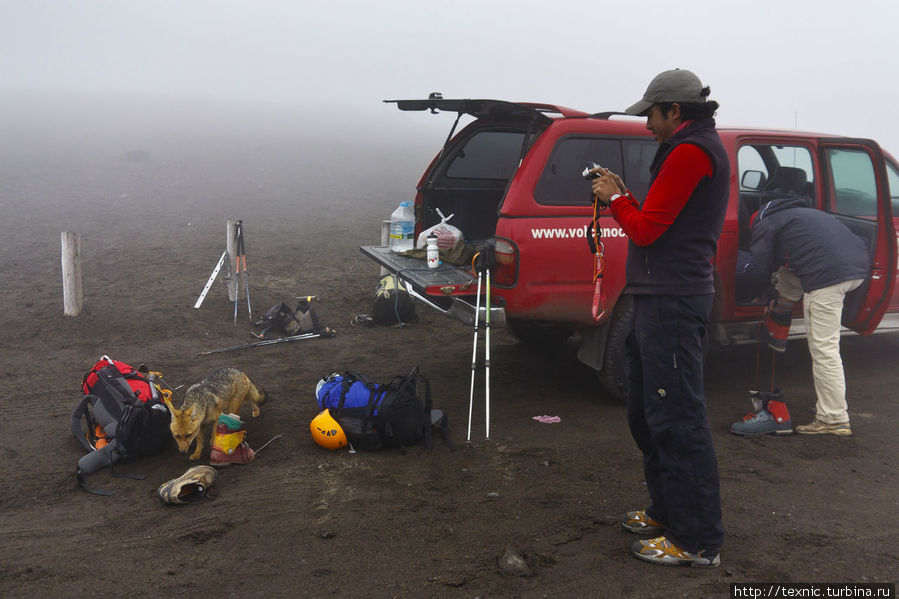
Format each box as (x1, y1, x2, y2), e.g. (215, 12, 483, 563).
(484, 267, 491, 441)
(233, 228, 241, 324)
(466, 265, 483, 443)
(237, 220, 252, 319)
(196, 328, 336, 355)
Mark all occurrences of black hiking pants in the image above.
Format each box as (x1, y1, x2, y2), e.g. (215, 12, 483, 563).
(626, 293, 724, 554)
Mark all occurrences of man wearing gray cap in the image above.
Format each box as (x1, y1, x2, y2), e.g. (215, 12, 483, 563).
(591, 68, 728, 568)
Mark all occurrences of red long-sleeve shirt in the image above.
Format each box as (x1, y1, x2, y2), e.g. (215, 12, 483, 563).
(610, 143, 713, 246)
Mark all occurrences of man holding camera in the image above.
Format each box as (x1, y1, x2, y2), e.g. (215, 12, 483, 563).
(591, 68, 728, 568)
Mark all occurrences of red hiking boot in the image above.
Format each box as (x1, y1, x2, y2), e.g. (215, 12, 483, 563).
(209, 413, 255, 467)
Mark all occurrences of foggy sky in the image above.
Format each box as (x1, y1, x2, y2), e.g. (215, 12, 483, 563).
(2, 0, 899, 153)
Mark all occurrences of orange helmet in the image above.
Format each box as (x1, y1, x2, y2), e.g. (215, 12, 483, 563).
(310, 410, 348, 450)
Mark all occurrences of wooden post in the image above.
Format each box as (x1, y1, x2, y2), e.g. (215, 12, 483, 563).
(226, 220, 238, 301)
(61, 231, 83, 316)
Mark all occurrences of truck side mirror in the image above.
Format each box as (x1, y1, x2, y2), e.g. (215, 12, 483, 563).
(741, 170, 765, 190)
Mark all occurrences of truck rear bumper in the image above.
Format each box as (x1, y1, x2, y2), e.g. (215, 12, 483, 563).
(360, 245, 506, 328)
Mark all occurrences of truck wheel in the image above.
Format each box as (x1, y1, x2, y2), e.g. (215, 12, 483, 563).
(597, 295, 710, 403)
(598, 295, 633, 403)
(507, 318, 575, 348)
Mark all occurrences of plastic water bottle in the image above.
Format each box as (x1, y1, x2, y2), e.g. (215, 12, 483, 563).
(426, 234, 439, 269)
(389, 201, 414, 252)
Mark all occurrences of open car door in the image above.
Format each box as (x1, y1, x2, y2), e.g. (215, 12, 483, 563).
(820, 138, 897, 334)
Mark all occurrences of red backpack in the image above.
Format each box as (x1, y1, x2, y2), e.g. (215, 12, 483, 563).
(81, 357, 158, 402)
(72, 356, 172, 495)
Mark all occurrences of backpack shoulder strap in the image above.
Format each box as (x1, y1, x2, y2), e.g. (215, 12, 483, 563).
(338, 372, 379, 417)
(97, 365, 141, 406)
(71, 394, 99, 452)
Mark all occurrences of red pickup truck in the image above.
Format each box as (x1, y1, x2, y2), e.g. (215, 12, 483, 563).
(362, 97, 899, 400)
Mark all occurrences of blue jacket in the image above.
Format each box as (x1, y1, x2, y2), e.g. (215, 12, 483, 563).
(736, 196, 869, 301)
(625, 118, 731, 295)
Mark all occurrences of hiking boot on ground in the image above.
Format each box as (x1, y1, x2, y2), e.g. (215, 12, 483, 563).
(210, 413, 256, 466)
(158, 465, 216, 504)
(620, 510, 666, 535)
(631, 536, 720, 568)
(730, 400, 792, 436)
(795, 418, 852, 437)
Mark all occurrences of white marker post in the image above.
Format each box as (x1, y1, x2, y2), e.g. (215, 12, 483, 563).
(61, 231, 83, 316)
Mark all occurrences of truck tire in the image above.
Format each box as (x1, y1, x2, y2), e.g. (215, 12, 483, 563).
(597, 295, 633, 403)
(597, 295, 710, 403)
(507, 318, 575, 348)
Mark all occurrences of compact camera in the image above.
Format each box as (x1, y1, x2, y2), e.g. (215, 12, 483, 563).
(582, 162, 603, 180)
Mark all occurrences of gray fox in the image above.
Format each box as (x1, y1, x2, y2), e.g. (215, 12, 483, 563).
(163, 368, 267, 460)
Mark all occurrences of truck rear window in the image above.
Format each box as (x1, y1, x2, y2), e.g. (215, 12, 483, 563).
(445, 130, 526, 180)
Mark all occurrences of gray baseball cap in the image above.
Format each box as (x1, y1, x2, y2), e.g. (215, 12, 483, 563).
(625, 69, 707, 116)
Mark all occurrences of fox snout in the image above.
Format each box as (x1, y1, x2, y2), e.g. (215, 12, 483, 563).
(172, 431, 198, 453)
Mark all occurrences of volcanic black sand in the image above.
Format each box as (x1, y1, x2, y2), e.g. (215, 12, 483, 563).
(1, 101, 896, 598)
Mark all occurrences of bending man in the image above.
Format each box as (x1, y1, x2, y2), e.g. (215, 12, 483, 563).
(733, 196, 868, 436)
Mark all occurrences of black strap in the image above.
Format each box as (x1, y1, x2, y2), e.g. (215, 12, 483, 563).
(338, 372, 380, 419)
(77, 468, 115, 496)
(110, 460, 145, 481)
(76, 446, 126, 496)
(98, 366, 142, 406)
(71, 394, 99, 452)
(76, 445, 144, 496)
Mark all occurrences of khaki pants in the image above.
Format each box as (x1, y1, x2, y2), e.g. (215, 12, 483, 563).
(774, 268, 863, 423)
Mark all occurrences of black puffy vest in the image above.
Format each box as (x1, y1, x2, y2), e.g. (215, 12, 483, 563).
(625, 118, 730, 295)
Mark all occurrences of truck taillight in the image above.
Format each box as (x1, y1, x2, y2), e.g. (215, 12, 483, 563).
(493, 238, 517, 286)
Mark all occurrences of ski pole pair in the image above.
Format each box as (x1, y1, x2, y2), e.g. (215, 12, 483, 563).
(467, 249, 493, 442)
(233, 220, 252, 323)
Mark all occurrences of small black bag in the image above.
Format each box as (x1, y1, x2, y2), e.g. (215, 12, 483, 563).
(254, 297, 321, 337)
(372, 275, 416, 326)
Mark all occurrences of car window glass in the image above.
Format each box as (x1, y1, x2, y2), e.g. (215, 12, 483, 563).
(534, 137, 624, 206)
(738, 146, 768, 187)
(827, 148, 877, 218)
(770, 146, 815, 182)
(736, 144, 815, 252)
(738, 144, 814, 192)
(887, 160, 899, 216)
(445, 130, 526, 180)
(621, 139, 656, 202)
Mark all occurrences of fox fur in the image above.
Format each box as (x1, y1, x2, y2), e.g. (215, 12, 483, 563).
(163, 368, 267, 460)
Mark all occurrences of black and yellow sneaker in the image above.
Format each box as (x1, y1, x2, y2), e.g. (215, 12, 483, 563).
(632, 536, 720, 568)
(795, 418, 852, 436)
(620, 510, 666, 534)
(157, 465, 217, 505)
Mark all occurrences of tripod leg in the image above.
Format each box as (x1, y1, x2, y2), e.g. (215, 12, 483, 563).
(485, 268, 491, 441)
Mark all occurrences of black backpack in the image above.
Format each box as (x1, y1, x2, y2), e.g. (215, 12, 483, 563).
(71, 357, 172, 495)
(316, 367, 453, 452)
(254, 297, 321, 337)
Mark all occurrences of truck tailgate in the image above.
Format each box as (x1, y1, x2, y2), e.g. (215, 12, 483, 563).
(360, 245, 505, 327)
